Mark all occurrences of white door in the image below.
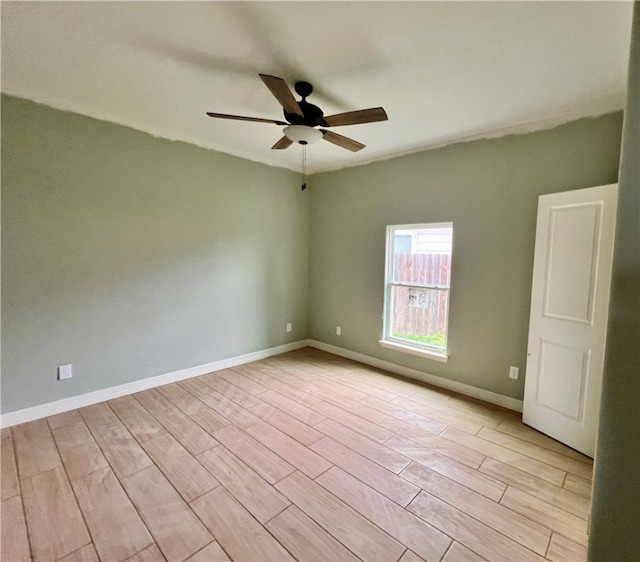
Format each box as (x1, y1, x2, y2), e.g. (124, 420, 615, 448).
(523, 184, 617, 457)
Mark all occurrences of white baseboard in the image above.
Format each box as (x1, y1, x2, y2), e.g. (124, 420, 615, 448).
(1, 337, 522, 427)
(308, 339, 523, 412)
(0, 340, 310, 428)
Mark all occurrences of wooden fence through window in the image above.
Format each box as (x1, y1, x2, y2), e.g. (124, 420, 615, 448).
(392, 253, 450, 338)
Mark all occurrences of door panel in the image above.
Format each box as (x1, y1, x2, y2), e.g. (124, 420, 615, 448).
(537, 340, 589, 421)
(523, 184, 617, 457)
(544, 203, 602, 323)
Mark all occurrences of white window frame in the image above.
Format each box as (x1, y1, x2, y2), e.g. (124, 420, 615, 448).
(380, 222, 453, 363)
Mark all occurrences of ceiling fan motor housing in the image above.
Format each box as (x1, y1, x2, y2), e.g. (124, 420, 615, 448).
(283, 81, 327, 127)
(284, 100, 325, 127)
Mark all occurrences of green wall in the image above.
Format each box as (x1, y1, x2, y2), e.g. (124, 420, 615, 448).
(1, 95, 309, 413)
(1, 93, 625, 415)
(309, 113, 623, 400)
(589, 3, 640, 559)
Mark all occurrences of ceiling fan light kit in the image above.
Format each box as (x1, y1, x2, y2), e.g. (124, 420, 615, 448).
(283, 125, 322, 145)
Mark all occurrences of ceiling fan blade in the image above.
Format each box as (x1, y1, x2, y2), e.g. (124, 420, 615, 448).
(323, 107, 388, 127)
(320, 130, 365, 152)
(206, 112, 288, 126)
(271, 136, 293, 150)
(259, 74, 304, 117)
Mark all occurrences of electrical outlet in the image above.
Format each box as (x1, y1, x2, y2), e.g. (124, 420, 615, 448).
(509, 366, 519, 380)
(58, 364, 73, 380)
(286, 323, 292, 333)
(336, 326, 342, 336)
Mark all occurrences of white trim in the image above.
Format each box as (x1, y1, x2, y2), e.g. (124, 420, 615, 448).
(0, 340, 310, 428)
(309, 339, 523, 412)
(379, 340, 449, 363)
(1, 337, 523, 427)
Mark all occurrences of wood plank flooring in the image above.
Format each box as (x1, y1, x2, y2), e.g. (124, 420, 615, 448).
(1, 348, 593, 562)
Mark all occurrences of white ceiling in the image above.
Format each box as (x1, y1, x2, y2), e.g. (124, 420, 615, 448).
(1, 1, 633, 174)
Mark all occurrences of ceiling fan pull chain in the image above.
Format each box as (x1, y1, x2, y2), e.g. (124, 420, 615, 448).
(301, 145, 308, 191)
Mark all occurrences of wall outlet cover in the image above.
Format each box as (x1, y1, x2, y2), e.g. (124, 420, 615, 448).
(58, 364, 73, 380)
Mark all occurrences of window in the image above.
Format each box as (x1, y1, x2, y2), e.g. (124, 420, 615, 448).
(381, 223, 453, 362)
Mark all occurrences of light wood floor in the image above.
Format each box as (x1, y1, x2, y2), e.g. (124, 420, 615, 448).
(1, 348, 593, 562)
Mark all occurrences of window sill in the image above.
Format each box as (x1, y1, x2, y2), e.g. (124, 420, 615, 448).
(379, 340, 449, 363)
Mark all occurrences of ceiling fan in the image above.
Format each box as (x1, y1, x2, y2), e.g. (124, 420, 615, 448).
(206, 74, 388, 152)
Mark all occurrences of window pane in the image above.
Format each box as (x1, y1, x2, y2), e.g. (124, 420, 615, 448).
(390, 287, 448, 348)
(392, 226, 452, 285)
